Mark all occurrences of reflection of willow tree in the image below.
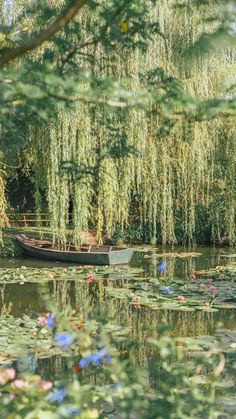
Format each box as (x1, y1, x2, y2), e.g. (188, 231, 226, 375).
(135, 249, 229, 279)
(94, 279, 236, 368)
(30, 275, 236, 378)
(105, 296, 217, 339)
(74, 281, 95, 317)
(105, 296, 236, 370)
(24, 1, 236, 247)
(0, 284, 12, 315)
(134, 252, 198, 279)
(51, 280, 71, 311)
(51, 280, 95, 315)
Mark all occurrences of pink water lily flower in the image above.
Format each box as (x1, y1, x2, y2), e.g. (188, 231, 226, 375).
(190, 274, 196, 281)
(0, 368, 16, 385)
(86, 273, 94, 282)
(177, 295, 185, 302)
(39, 380, 53, 392)
(134, 303, 141, 310)
(11, 379, 29, 389)
(38, 316, 47, 326)
(209, 286, 217, 293)
(207, 278, 213, 283)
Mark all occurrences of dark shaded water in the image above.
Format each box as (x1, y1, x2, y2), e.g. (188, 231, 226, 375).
(0, 246, 235, 379)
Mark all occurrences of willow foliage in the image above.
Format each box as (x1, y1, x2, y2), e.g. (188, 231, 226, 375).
(1, 0, 236, 246)
(30, 0, 234, 247)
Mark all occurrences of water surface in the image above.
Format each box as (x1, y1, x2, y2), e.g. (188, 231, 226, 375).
(0, 246, 235, 379)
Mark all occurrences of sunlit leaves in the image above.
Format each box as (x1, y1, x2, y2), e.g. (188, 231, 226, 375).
(184, 0, 236, 59)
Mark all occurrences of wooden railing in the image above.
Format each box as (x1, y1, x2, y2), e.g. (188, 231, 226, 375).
(8, 212, 140, 228)
(9, 213, 50, 227)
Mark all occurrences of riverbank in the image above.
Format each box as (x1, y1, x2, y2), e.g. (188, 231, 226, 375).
(0, 227, 99, 258)
(0, 227, 53, 258)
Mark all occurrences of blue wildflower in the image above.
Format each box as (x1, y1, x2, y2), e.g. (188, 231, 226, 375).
(104, 354, 111, 364)
(49, 388, 67, 403)
(159, 261, 167, 273)
(79, 355, 94, 369)
(66, 407, 81, 416)
(78, 348, 110, 369)
(47, 313, 56, 329)
(92, 348, 107, 366)
(161, 286, 170, 295)
(55, 332, 74, 350)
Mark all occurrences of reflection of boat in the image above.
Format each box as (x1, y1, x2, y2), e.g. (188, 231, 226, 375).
(15, 234, 133, 266)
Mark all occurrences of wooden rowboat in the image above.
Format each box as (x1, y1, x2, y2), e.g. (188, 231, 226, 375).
(15, 234, 133, 266)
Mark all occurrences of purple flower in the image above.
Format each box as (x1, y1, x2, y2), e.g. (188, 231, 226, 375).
(159, 262, 167, 273)
(161, 286, 170, 295)
(47, 313, 56, 329)
(55, 332, 74, 350)
(49, 388, 67, 402)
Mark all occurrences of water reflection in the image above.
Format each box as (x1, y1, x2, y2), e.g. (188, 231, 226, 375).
(0, 246, 235, 379)
(132, 246, 231, 278)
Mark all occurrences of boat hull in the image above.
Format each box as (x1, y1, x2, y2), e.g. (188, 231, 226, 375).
(15, 235, 133, 266)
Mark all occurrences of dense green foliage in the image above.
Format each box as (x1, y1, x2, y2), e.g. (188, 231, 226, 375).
(0, 0, 235, 246)
(0, 4, 236, 417)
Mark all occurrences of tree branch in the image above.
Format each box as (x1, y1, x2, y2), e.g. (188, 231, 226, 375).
(0, 0, 87, 69)
(49, 92, 129, 108)
(59, 35, 95, 68)
(58, 2, 127, 69)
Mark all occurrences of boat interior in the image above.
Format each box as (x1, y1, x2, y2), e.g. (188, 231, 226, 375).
(19, 235, 125, 253)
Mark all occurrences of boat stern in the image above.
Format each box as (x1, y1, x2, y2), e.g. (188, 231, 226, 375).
(108, 248, 134, 265)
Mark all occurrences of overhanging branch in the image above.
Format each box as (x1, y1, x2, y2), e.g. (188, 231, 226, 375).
(0, 0, 87, 69)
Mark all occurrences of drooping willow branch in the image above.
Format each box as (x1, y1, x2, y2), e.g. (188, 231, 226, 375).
(0, 0, 87, 69)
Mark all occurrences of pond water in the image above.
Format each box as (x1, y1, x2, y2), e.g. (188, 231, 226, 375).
(0, 246, 235, 380)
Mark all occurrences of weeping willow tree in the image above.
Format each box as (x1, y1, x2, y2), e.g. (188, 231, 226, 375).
(27, 0, 235, 247)
(2, 0, 235, 246)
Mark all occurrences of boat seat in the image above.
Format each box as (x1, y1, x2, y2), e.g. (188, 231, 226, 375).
(37, 244, 51, 248)
(80, 245, 91, 252)
(67, 245, 76, 250)
(90, 245, 111, 253)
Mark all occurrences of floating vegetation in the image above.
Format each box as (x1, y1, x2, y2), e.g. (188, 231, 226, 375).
(0, 314, 130, 364)
(144, 252, 202, 258)
(197, 265, 236, 280)
(133, 246, 159, 252)
(0, 315, 63, 364)
(0, 265, 143, 284)
(0, 262, 236, 314)
(188, 329, 236, 354)
(220, 254, 236, 258)
(105, 273, 236, 312)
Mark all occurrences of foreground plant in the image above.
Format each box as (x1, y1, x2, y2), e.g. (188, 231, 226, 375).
(0, 303, 235, 419)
